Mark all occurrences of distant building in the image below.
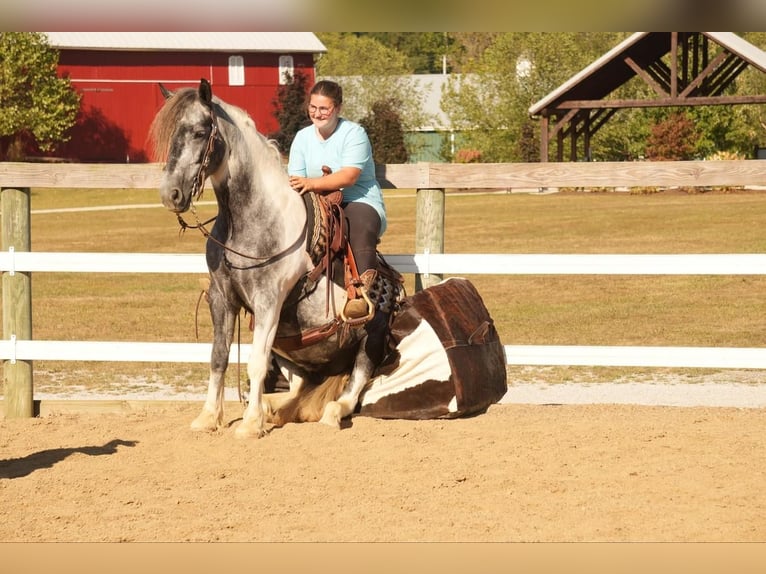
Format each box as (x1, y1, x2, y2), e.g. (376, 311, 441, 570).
(404, 74, 455, 163)
(44, 32, 326, 162)
(319, 73, 460, 164)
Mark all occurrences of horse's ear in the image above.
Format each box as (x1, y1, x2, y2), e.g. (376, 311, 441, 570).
(158, 83, 173, 100)
(199, 78, 213, 106)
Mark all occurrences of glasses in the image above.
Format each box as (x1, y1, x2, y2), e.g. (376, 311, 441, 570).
(308, 104, 334, 116)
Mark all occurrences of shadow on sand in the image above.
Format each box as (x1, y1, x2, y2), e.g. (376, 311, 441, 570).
(0, 439, 138, 479)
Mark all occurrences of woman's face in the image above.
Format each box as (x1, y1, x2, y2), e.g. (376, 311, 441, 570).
(308, 94, 339, 131)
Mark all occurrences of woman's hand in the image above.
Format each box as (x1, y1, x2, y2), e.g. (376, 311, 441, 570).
(288, 175, 311, 194)
(289, 165, 331, 194)
(289, 166, 358, 195)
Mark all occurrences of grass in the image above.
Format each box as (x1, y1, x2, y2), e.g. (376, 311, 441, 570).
(3, 186, 766, 394)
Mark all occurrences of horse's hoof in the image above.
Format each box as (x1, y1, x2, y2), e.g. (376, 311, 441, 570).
(234, 421, 269, 439)
(319, 401, 342, 429)
(190, 411, 220, 432)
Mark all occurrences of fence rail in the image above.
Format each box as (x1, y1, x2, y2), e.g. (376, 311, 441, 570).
(3, 251, 766, 276)
(1, 250, 765, 370)
(3, 160, 766, 417)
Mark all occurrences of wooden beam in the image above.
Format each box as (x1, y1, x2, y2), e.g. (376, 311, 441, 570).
(1, 186, 33, 418)
(679, 51, 729, 97)
(553, 94, 766, 110)
(671, 32, 678, 97)
(414, 188, 444, 290)
(709, 59, 748, 97)
(0, 162, 165, 189)
(426, 159, 766, 189)
(625, 56, 668, 97)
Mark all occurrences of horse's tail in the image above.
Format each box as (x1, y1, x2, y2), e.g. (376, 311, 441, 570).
(268, 373, 350, 426)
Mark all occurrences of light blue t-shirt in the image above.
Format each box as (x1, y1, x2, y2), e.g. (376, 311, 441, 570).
(288, 118, 387, 236)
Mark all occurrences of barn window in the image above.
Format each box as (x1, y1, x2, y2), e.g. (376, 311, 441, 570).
(228, 55, 245, 86)
(279, 55, 294, 84)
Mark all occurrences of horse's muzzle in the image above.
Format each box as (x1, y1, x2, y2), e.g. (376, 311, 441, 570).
(160, 186, 192, 214)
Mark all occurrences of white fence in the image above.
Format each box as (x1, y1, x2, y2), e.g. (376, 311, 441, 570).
(3, 159, 766, 416)
(2, 250, 766, 370)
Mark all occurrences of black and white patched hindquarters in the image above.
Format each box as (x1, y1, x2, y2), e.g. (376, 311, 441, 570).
(358, 276, 508, 419)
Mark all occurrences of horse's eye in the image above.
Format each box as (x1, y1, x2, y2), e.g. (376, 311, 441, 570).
(193, 130, 207, 140)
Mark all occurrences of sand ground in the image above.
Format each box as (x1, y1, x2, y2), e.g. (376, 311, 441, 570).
(1, 401, 764, 542)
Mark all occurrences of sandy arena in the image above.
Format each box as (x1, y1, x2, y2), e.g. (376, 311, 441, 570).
(1, 399, 764, 542)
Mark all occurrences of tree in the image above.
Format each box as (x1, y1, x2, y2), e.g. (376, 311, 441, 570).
(361, 33, 459, 74)
(359, 98, 409, 164)
(0, 32, 80, 160)
(269, 69, 312, 156)
(442, 33, 628, 162)
(315, 33, 431, 159)
(316, 33, 411, 78)
(645, 111, 699, 161)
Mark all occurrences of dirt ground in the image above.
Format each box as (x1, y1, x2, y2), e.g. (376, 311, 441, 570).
(1, 401, 765, 543)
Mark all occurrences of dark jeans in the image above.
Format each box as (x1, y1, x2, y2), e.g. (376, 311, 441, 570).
(343, 201, 381, 274)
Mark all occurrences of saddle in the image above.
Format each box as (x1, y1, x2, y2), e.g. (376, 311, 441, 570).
(197, 174, 404, 353)
(271, 188, 403, 353)
(304, 189, 371, 319)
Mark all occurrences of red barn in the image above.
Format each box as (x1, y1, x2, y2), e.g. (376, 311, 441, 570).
(44, 32, 326, 163)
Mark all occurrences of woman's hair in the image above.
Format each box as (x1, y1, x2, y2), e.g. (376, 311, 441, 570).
(309, 80, 343, 106)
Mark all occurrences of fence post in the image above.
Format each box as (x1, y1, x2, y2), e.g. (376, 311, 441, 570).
(415, 187, 445, 291)
(2, 186, 34, 418)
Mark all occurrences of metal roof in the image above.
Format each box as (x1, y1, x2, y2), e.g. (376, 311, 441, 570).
(529, 32, 766, 117)
(44, 32, 326, 53)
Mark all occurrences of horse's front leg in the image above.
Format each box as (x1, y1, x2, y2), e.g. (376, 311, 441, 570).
(262, 356, 306, 423)
(235, 308, 280, 439)
(190, 296, 238, 432)
(319, 339, 376, 429)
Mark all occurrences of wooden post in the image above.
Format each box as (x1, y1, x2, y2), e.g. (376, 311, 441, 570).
(415, 187, 445, 291)
(2, 186, 34, 418)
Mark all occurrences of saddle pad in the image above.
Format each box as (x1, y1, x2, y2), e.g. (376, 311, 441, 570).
(358, 277, 507, 419)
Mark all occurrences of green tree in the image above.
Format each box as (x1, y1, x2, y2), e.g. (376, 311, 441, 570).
(442, 33, 627, 162)
(315, 33, 431, 158)
(732, 32, 766, 155)
(0, 32, 80, 160)
(361, 33, 458, 74)
(442, 32, 766, 162)
(269, 69, 312, 156)
(316, 33, 411, 77)
(359, 98, 409, 164)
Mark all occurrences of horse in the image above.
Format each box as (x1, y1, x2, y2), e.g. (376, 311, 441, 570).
(148, 78, 406, 438)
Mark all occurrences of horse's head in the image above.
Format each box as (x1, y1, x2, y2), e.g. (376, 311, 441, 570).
(149, 78, 226, 214)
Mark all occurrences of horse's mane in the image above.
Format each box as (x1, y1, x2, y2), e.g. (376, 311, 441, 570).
(147, 88, 198, 162)
(147, 87, 286, 169)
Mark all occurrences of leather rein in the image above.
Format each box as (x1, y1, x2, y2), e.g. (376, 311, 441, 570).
(176, 107, 307, 267)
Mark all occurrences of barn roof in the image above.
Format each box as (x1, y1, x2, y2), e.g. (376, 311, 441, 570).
(44, 32, 326, 54)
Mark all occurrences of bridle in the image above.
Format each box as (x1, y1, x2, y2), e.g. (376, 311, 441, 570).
(175, 105, 307, 268)
(174, 106, 220, 233)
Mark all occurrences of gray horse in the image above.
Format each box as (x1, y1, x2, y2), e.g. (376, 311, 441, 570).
(148, 79, 400, 438)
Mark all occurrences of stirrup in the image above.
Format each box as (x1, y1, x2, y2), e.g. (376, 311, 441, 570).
(340, 287, 375, 325)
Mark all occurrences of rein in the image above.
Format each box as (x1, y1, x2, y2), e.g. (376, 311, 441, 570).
(176, 106, 307, 267)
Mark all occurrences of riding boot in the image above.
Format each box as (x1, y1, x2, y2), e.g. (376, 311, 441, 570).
(343, 269, 377, 320)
